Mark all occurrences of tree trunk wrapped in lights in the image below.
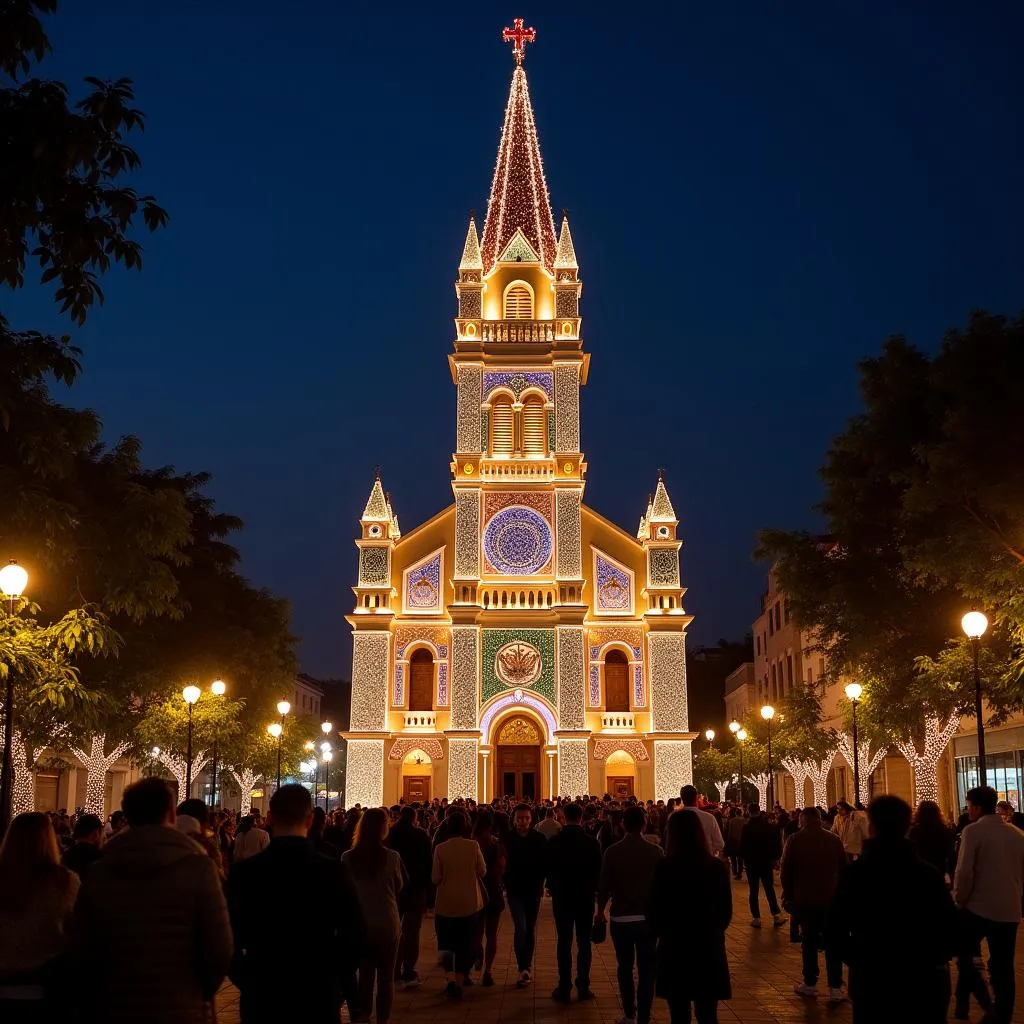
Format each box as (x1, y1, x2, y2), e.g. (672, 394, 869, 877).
(804, 753, 836, 809)
(157, 749, 208, 801)
(894, 712, 960, 805)
(11, 730, 43, 816)
(70, 734, 130, 815)
(836, 732, 887, 806)
(781, 757, 811, 808)
(711, 775, 736, 803)
(747, 773, 770, 810)
(227, 767, 262, 815)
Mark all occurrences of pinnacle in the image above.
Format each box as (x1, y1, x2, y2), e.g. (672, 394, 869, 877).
(459, 216, 483, 271)
(554, 215, 578, 269)
(362, 475, 390, 522)
(650, 475, 677, 522)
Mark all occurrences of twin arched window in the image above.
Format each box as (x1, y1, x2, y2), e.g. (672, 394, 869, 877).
(489, 393, 547, 456)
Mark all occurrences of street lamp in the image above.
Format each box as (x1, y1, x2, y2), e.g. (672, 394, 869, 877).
(322, 749, 334, 811)
(208, 679, 227, 808)
(736, 728, 747, 804)
(705, 728, 715, 745)
(844, 682, 863, 806)
(267, 722, 284, 789)
(962, 610, 989, 787)
(0, 560, 29, 834)
(761, 705, 776, 809)
(182, 685, 202, 797)
(728, 720, 740, 735)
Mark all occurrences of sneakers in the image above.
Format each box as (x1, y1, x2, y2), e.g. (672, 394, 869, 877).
(750, 917, 762, 928)
(773, 913, 787, 928)
(402, 972, 421, 990)
(794, 983, 818, 997)
(827, 987, 848, 1003)
(516, 970, 532, 989)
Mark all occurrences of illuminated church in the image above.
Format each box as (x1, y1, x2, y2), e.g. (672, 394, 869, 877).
(344, 21, 693, 807)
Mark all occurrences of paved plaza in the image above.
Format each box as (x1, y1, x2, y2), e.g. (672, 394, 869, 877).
(214, 874, 1024, 1023)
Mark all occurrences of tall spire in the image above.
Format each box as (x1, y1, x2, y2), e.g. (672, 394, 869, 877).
(650, 472, 678, 522)
(361, 473, 390, 522)
(459, 215, 482, 271)
(554, 214, 578, 270)
(480, 28, 557, 274)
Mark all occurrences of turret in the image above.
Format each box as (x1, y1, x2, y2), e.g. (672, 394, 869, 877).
(353, 472, 398, 615)
(640, 473, 685, 615)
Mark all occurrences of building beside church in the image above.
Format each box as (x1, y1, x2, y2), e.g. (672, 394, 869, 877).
(343, 22, 694, 807)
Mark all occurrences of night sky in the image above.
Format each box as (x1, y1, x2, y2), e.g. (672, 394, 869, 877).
(8, 3, 1023, 677)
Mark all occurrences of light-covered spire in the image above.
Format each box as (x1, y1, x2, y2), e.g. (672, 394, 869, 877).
(459, 216, 482, 271)
(554, 214, 578, 269)
(636, 515, 648, 541)
(480, 60, 557, 273)
(362, 473, 390, 522)
(650, 471, 677, 522)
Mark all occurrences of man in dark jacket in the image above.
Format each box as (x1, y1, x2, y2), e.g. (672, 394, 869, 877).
(503, 802, 548, 988)
(386, 804, 432, 988)
(832, 795, 957, 1023)
(545, 802, 603, 1002)
(62, 813, 104, 879)
(739, 803, 785, 928)
(227, 784, 365, 1023)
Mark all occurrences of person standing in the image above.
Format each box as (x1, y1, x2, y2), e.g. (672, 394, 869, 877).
(545, 802, 602, 1002)
(738, 803, 786, 928)
(387, 805, 432, 989)
(535, 805, 562, 839)
(649, 809, 732, 1023)
(724, 807, 746, 880)
(832, 795, 957, 1023)
(471, 810, 506, 987)
(679, 785, 725, 857)
(231, 814, 270, 864)
(953, 785, 1024, 1024)
(504, 802, 548, 988)
(61, 813, 104, 880)
(780, 807, 847, 1002)
(596, 804, 664, 1024)
(73, 778, 232, 1024)
(832, 800, 867, 861)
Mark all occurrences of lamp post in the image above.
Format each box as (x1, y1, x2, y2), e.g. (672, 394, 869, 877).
(322, 749, 333, 811)
(267, 722, 284, 789)
(761, 705, 776, 809)
(704, 728, 715, 747)
(844, 682, 863, 806)
(182, 685, 202, 798)
(208, 679, 227, 808)
(0, 560, 29, 834)
(962, 610, 989, 787)
(736, 728, 747, 804)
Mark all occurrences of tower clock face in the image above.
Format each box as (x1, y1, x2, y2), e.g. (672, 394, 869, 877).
(483, 505, 553, 575)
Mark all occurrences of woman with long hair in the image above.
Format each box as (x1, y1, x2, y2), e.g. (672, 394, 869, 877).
(0, 812, 80, 1021)
(432, 808, 486, 999)
(648, 810, 732, 1023)
(909, 801, 956, 880)
(341, 807, 407, 1024)
(470, 809, 506, 986)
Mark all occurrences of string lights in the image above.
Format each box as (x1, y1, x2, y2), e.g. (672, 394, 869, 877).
(781, 756, 811, 807)
(894, 712, 960, 804)
(555, 490, 583, 578)
(227, 767, 262, 816)
(837, 732, 887, 806)
(456, 366, 483, 454)
(556, 626, 586, 730)
(447, 738, 479, 799)
(451, 627, 480, 730)
(350, 632, 390, 731)
(70, 734, 130, 815)
(557, 738, 590, 797)
(553, 364, 580, 451)
(649, 634, 688, 732)
(345, 739, 385, 808)
(654, 740, 692, 801)
(454, 490, 481, 578)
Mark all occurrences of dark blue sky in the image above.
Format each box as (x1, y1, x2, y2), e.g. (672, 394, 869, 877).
(10, 3, 1024, 677)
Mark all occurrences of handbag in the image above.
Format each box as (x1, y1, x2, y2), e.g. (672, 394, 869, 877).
(591, 916, 607, 944)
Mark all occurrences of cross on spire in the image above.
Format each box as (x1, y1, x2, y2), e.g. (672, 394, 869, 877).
(502, 18, 536, 65)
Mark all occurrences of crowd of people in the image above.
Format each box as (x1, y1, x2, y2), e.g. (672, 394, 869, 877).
(0, 779, 1022, 1024)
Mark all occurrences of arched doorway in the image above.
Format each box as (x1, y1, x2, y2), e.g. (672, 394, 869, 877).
(605, 649, 630, 712)
(605, 749, 636, 799)
(495, 715, 542, 799)
(401, 748, 432, 804)
(408, 648, 434, 711)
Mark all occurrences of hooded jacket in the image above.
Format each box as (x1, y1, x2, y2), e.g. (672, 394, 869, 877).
(72, 824, 232, 1024)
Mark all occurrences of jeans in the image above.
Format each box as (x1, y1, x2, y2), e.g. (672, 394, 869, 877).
(397, 891, 425, 980)
(797, 906, 843, 989)
(666, 997, 718, 1024)
(507, 892, 542, 972)
(552, 896, 595, 991)
(745, 862, 779, 918)
(961, 910, 1018, 1024)
(610, 920, 656, 1024)
(356, 933, 399, 1022)
(728, 854, 743, 879)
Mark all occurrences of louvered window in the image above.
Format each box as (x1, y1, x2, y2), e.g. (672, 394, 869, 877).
(491, 397, 514, 455)
(504, 284, 533, 319)
(522, 397, 547, 455)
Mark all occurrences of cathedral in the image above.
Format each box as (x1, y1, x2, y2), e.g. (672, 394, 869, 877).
(343, 21, 693, 807)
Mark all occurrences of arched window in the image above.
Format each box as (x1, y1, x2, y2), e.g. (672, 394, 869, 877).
(605, 650, 630, 712)
(521, 395, 547, 456)
(503, 283, 533, 319)
(490, 395, 514, 455)
(408, 649, 434, 711)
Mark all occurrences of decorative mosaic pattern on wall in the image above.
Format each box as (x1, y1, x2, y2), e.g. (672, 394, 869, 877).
(350, 632, 390, 731)
(555, 291, 578, 318)
(403, 549, 443, 613)
(454, 490, 480, 579)
(654, 739, 692, 801)
(393, 664, 404, 706)
(437, 662, 448, 706)
(459, 289, 482, 319)
(482, 490, 553, 524)
(634, 664, 645, 707)
(480, 689, 556, 744)
(451, 627, 480, 730)
(483, 371, 554, 401)
(648, 547, 680, 588)
(483, 506, 553, 576)
(358, 546, 389, 587)
(456, 366, 483, 454)
(556, 626, 586, 730)
(480, 408, 489, 451)
(555, 490, 582, 578)
(497, 716, 542, 745)
(589, 626, 644, 658)
(594, 551, 633, 614)
(593, 739, 650, 761)
(447, 738, 479, 800)
(557, 738, 590, 797)
(589, 665, 601, 707)
(389, 738, 444, 761)
(554, 364, 581, 452)
(395, 626, 451, 658)
(345, 739, 385, 807)
(482, 628, 555, 703)
(648, 633, 688, 733)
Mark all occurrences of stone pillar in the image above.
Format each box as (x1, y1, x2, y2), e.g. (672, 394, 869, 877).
(557, 738, 590, 798)
(447, 738, 479, 800)
(346, 739, 385, 807)
(654, 740, 693, 802)
(556, 626, 585, 730)
(350, 632, 390, 732)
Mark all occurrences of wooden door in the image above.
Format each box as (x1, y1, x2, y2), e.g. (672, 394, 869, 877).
(496, 745, 541, 798)
(408, 649, 434, 711)
(403, 775, 430, 803)
(605, 650, 630, 712)
(608, 776, 634, 800)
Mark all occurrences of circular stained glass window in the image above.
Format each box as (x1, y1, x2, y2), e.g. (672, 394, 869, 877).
(483, 506, 553, 576)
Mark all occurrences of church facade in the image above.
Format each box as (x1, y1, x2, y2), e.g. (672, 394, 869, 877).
(344, 23, 694, 807)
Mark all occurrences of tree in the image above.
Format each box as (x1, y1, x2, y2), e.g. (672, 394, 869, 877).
(693, 747, 736, 802)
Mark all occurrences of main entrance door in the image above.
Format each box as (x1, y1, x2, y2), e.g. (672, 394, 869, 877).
(403, 775, 431, 803)
(495, 716, 542, 799)
(608, 776, 634, 800)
